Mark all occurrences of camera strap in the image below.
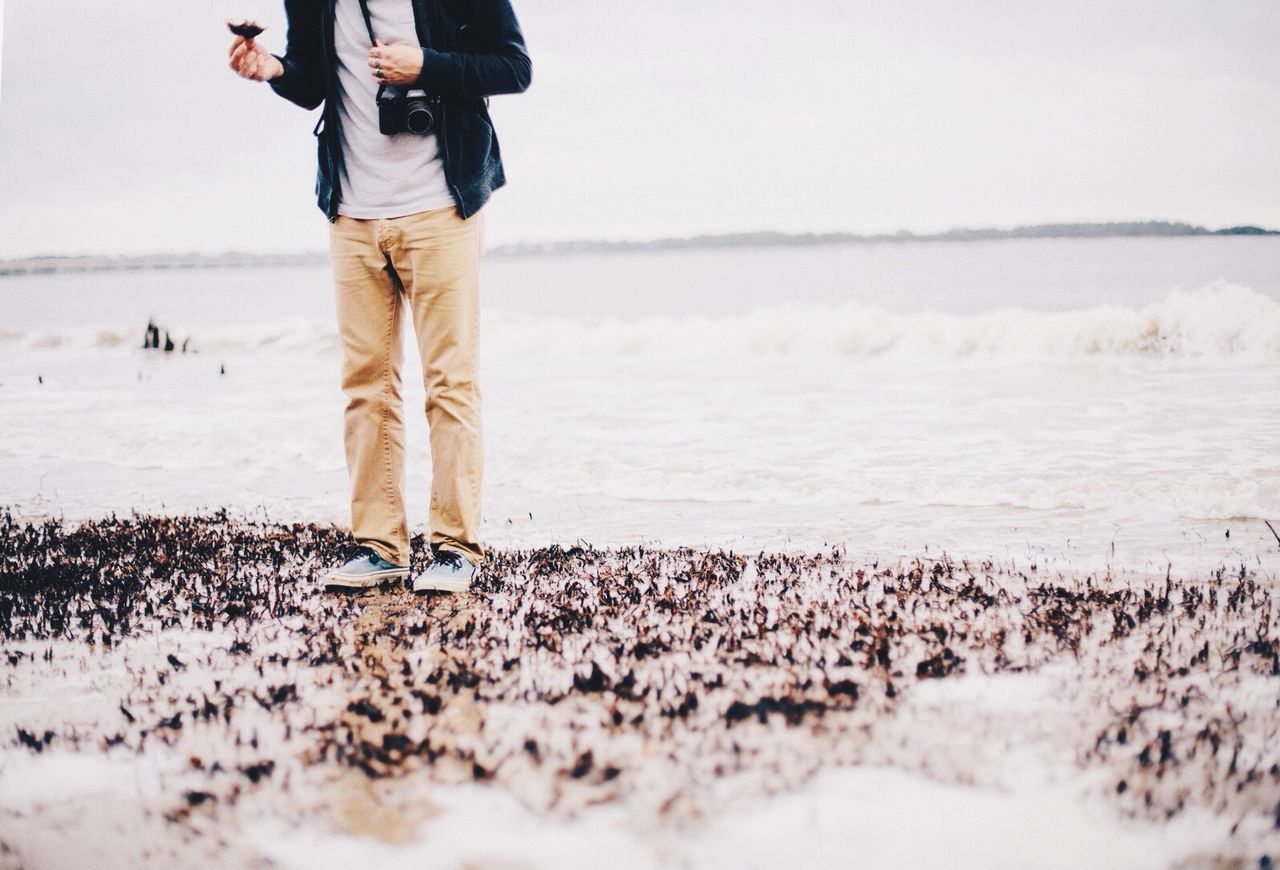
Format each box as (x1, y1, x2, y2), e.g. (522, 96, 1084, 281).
(354, 0, 378, 46)
(354, 0, 436, 48)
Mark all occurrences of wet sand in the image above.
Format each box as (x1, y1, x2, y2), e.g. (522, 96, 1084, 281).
(1, 512, 1277, 868)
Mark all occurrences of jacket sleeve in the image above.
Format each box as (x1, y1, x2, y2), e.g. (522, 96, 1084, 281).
(413, 0, 532, 98)
(268, 0, 327, 111)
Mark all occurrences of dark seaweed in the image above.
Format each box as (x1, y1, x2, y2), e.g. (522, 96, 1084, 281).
(0, 510, 1277, 858)
(227, 21, 264, 39)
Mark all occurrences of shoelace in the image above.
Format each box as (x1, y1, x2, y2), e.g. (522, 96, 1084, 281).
(343, 543, 381, 564)
(433, 550, 464, 569)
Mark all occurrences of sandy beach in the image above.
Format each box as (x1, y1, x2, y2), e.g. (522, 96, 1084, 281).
(2, 511, 1277, 868)
(2, 238, 1277, 869)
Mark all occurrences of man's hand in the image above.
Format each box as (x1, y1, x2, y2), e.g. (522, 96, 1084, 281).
(228, 23, 284, 82)
(367, 40, 424, 87)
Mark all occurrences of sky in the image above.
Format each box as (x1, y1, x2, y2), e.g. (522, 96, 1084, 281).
(0, 0, 1277, 258)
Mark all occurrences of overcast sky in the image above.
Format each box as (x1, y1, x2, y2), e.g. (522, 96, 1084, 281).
(0, 0, 1277, 258)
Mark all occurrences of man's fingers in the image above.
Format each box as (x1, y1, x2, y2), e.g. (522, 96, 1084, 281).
(246, 49, 266, 79)
(253, 51, 272, 81)
(229, 37, 276, 81)
(229, 35, 246, 57)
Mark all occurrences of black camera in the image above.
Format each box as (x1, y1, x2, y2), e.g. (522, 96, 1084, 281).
(377, 84, 442, 136)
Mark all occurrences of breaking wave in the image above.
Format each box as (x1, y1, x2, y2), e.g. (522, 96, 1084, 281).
(3, 281, 1278, 362)
(488, 281, 1280, 362)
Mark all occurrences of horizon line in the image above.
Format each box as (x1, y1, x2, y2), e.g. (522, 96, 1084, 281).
(0, 218, 1276, 272)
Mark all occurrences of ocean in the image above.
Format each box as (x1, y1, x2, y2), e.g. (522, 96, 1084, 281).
(2, 235, 1278, 573)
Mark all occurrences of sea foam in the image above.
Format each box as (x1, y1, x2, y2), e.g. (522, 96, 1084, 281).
(1, 281, 1276, 364)
(483, 280, 1280, 362)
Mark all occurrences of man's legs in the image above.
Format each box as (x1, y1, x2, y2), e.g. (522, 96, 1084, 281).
(381, 205, 486, 566)
(328, 215, 412, 567)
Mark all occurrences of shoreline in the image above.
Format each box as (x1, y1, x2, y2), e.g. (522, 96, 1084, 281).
(2, 512, 1277, 867)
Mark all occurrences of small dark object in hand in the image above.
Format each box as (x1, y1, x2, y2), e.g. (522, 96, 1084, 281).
(228, 20, 265, 39)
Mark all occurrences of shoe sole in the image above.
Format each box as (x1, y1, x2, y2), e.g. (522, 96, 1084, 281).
(412, 575, 474, 594)
(323, 568, 409, 590)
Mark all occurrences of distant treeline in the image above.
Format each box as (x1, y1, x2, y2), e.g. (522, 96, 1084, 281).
(0, 251, 326, 278)
(495, 221, 1278, 256)
(1, 221, 1274, 276)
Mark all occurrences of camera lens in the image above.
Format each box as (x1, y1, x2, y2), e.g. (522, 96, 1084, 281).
(405, 101, 434, 135)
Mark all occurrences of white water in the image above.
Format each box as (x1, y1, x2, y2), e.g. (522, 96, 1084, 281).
(2, 236, 1278, 573)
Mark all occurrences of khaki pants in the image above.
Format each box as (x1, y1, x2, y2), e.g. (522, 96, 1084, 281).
(328, 205, 485, 567)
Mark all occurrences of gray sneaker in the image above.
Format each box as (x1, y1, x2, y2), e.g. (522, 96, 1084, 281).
(322, 546, 409, 590)
(412, 549, 479, 594)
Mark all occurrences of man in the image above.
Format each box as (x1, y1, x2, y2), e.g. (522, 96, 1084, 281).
(228, 0, 531, 594)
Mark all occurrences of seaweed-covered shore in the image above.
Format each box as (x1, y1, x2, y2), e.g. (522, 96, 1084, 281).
(1, 512, 1278, 867)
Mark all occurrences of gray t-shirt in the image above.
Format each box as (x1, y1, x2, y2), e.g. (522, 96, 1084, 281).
(333, 0, 454, 218)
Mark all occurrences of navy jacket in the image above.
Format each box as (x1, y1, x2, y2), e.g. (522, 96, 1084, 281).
(268, 0, 532, 220)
